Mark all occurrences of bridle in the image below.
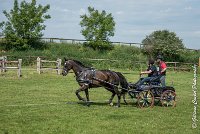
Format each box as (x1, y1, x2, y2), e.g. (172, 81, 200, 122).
(63, 61, 72, 74)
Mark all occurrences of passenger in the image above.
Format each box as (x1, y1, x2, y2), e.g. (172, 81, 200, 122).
(156, 55, 167, 87)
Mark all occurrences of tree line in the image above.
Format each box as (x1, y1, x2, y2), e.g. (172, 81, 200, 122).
(0, 0, 199, 62)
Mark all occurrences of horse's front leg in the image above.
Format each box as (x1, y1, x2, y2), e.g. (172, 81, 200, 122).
(114, 88, 121, 107)
(75, 84, 89, 102)
(84, 88, 91, 106)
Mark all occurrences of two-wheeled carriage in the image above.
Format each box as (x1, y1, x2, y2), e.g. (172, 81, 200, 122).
(128, 79, 176, 108)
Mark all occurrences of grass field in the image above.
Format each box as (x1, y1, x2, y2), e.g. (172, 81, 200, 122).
(0, 69, 199, 134)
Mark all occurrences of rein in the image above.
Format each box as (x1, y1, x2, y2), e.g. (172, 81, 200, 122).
(92, 77, 129, 91)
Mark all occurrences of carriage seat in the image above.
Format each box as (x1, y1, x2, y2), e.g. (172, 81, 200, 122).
(148, 76, 161, 86)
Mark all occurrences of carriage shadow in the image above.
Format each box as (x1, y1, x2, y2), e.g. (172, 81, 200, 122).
(66, 100, 169, 108)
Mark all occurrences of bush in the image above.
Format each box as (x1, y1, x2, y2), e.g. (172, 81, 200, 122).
(179, 50, 200, 63)
(0, 43, 147, 70)
(83, 41, 114, 51)
(142, 30, 185, 61)
(2, 42, 199, 70)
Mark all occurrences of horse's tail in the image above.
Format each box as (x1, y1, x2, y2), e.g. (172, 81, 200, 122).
(115, 72, 129, 92)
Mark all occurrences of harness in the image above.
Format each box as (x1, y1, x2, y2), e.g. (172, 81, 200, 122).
(76, 68, 128, 91)
(76, 68, 96, 84)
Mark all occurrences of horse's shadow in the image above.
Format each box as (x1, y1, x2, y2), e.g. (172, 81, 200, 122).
(79, 101, 109, 107)
(67, 101, 111, 106)
(66, 101, 137, 107)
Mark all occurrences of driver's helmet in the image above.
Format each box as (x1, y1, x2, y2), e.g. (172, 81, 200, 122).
(148, 59, 155, 65)
(156, 55, 163, 60)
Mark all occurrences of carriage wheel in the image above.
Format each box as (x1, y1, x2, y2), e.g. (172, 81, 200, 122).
(161, 90, 176, 107)
(137, 90, 154, 108)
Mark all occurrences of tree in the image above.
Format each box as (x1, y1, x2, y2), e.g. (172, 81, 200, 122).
(142, 30, 185, 61)
(0, 0, 50, 50)
(0, 32, 3, 37)
(80, 6, 115, 50)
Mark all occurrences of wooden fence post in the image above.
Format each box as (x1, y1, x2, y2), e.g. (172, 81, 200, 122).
(18, 59, 22, 77)
(57, 58, 62, 75)
(2, 56, 7, 72)
(0, 56, 2, 73)
(37, 57, 41, 74)
(174, 62, 177, 71)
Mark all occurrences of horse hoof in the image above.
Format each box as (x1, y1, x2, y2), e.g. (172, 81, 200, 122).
(86, 102, 90, 107)
(86, 104, 90, 107)
(80, 98, 86, 102)
(115, 105, 120, 108)
(109, 102, 114, 106)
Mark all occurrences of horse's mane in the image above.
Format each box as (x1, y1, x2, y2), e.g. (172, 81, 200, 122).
(72, 60, 91, 68)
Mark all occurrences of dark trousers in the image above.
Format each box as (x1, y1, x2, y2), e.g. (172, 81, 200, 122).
(137, 77, 154, 86)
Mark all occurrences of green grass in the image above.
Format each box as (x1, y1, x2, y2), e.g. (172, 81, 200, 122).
(0, 69, 199, 134)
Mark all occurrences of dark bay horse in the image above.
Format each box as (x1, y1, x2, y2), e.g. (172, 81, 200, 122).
(62, 59, 128, 107)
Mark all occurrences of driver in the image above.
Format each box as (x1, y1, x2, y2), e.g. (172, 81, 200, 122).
(136, 59, 158, 88)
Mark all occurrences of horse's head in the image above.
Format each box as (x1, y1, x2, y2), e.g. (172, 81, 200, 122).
(62, 58, 73, 76)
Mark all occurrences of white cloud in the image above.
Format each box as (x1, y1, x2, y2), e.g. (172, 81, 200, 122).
(63, 9, 70, 12)
(116, 11, 124, 15)
(184, 6, 192, 10)
(160, 8, 172, 13)
(193, 31, 200, 37)
(79, 8, 86, 15)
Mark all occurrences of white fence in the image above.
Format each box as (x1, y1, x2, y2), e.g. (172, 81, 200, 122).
(0, 56, 22, 77)
(37, 57, 62, 75)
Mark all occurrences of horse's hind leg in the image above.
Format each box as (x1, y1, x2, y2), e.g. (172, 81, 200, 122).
(116, 94, 121, 107)
(113, 87, 121, 107)
(121, 91, 128, 105)
(85, 89, 89, 102)
(108, 92, 116, 106)
(105, 87, 116, 106)
(123, 93, 128, 105)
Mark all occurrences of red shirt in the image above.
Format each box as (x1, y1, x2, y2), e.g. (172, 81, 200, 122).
(160, 61, 167, 75)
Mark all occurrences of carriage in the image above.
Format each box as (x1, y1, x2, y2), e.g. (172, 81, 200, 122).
(127, 78, 176, 108)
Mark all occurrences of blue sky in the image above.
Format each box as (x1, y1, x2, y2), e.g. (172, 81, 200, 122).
(0, 0, 200, 49)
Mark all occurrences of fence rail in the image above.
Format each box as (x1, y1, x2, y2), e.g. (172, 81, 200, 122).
(40, 38, 142, 47)
(166, 62, 194, 71)
(1, 37, 199, 51)
(0, 55, 198, 78)
(87, 59, 195, 71)
(85, 58, 195, 71)
(40, 38, 200, 51)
